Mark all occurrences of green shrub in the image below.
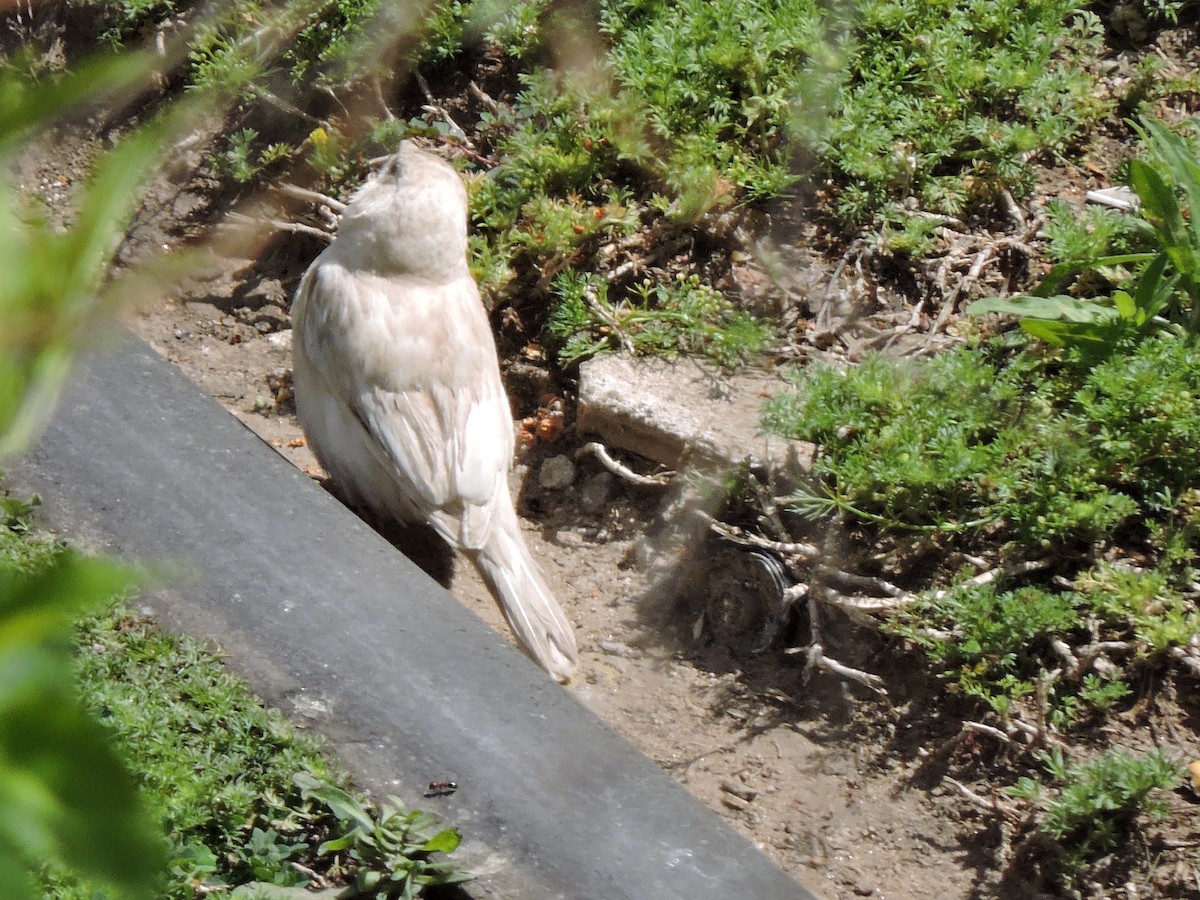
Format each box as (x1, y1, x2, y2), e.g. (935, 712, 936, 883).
(601, 0, 826, 202)
(971, 117, 1200, 357)
(1074, 563, 1200, 653)
(820, 0, 1106, 227)
(891, 583, 1079, 717)
(766, 334, 1200, 548)
(545, 272, 771, 367)
(1074, 333, 1200, 503)
(1009, 748, 1179, 874)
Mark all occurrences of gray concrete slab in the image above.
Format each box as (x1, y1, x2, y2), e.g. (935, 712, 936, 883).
(9, 330, 815, 899)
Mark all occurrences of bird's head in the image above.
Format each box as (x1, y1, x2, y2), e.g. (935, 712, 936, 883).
(333, 141, 471, 282)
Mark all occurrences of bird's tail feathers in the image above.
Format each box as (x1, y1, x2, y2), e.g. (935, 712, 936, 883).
(473, 503, 577, 682)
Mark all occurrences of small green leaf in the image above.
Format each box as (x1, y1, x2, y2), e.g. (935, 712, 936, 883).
(1131, 252, 1174, 324)
(302, 783, 376, 832)
(1113, 290, 1135, 320)
(1129, 158, 1182, 235)
(0, 551, 135, 649)
(420, 827, 462, 854)
(0, 52, 161, 154)
(970, 294, 1115, 324)
(1031, 254, 1155, 298)
(0, 685, 166, 894)
(315, 833, 357, 854)
(0, 842, 36, 900)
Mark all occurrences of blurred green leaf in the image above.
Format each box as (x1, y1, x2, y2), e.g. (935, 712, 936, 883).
(970, 294, 1114, 323)
(1128, 158, 1180, 237)
(1031, 253, 1154, 298)
(0, 551, 161, 896)
(0, 72, 206, 458)
(0, 550, 135, 651)
(420, 828, 461, 854)
(301, 782, 376, 833)
(0, 681, 166, 893)
(0, 51, 160, 154)
(0, 844, 36, 898)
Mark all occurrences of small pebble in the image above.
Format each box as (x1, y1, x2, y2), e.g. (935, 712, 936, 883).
(599, 639, 639, 658)
(580, 471, 617, 514)
(538, 454, 576, 490)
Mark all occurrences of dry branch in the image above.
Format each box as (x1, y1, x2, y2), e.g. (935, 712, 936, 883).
(272, 182, 347, 214)
(576, 441, 673, 487)
(224, 211, 333, 242)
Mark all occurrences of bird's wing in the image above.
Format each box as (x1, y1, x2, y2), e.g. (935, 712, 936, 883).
(300, 259, 513, 548)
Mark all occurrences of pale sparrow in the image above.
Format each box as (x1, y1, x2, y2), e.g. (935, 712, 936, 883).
(291, 141, 578, 681)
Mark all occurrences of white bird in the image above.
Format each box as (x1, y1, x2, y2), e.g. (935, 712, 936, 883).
(291, 141, 578, 682)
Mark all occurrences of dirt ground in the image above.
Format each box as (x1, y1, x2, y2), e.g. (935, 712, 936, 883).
(13, 22, 1200, 898)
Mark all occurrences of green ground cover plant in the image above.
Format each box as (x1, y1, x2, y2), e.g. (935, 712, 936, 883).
(15, 0, 1200, 888)
(765, 329, 1200, 729)
(60, 0, 1114, 362)
(821, 0, 1106, 228)
(45, 600, 466, 897)
(0, 498, 163, 898)
(1008, 747, 1180, 873)
(0, 53, 191, 899)
(764, 331, 1200, 573)
(546, 272, 772, 367)
(972, 116, 1200, 356)
(67, 606, 343, 895)
(465, 0, 1108, 335)
(2, 473, 465, 897)
(761, 117, 1200, 883)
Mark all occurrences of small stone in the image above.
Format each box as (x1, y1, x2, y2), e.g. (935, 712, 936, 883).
(173, 328, 191, 340)
(598, 639, 638, 658)
(538, 455, 576, 490)
(247, 277, 286, 304)
(580, 471, 617, 514)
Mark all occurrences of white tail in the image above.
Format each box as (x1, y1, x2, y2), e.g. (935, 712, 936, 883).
(471, 499, 578, 682)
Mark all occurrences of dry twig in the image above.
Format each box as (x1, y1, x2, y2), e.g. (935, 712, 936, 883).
(576, 441, 673, 487)
(225, 211, 333, 242)
(929, 558, 1050, 600)
(816, 585, 910, 617)
(1170, 644, 1200, 677)
(944, 776, 1021, 821)
(414, 69, 470, 145)
(962, 720, 1018, 746)
(583, 286, 636, 354)
(704, 517, 820, 559)
(371, 75, 395, 121)
(272, 182, 347, 214)
(468, 80, 500, 115)
(786, 595, 888, 695)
